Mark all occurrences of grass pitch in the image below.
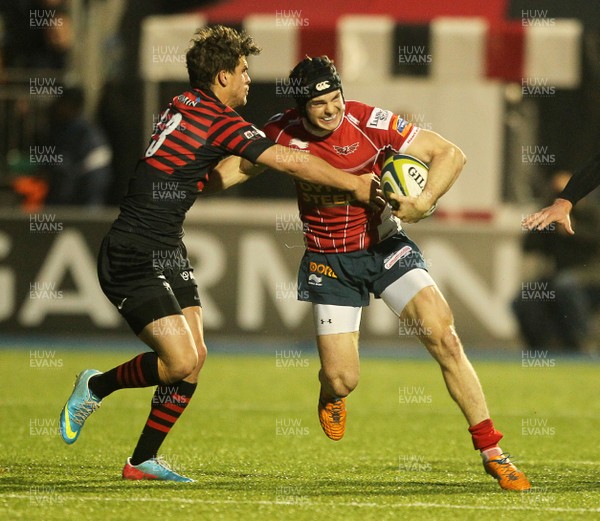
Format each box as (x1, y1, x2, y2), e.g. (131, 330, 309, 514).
(0, 346, 599, 520)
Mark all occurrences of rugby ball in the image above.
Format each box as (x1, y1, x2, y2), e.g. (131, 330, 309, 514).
(381, 154, 437, 217)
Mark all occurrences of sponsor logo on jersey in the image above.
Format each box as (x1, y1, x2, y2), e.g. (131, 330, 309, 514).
(403, 126, 420, 147)
(290, 138, 309, 149)
(298, 182, 353, 206)
(315, 81, 330, 91)
(393, 116, 412, 138)
(309, 262, 338, 278)
(367, 108, 393, 130)
(244, 127, 267, 140)
(384, 246, 412, 269)
(333, 142, 359, 155)
(177, 93, 200, 107)
(308, 273, 323, 286)
(300, 191, 353, 206)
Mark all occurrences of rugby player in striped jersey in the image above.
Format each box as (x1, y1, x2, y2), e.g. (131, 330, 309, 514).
(59, 27, 380, 482)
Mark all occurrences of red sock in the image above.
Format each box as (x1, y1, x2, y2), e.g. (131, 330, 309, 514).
(468, 418, 503, 451)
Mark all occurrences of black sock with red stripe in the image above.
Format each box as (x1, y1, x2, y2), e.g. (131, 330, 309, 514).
(130, 380, 197, 466)
(88, 352, 160, 399)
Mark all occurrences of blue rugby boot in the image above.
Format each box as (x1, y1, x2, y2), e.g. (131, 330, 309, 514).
(60, 369, 102, 444)
(122, 457, 195, 482)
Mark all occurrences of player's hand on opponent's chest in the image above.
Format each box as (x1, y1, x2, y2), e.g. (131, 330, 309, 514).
(353, 173, 385, 209)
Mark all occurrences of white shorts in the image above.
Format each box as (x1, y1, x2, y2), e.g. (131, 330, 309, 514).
(313, 269, 435, 335)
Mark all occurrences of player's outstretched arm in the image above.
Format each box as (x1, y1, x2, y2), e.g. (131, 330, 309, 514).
(255, 144, 382, 205)
(202, 156, 266, 193)
(390, 130, 466, 223)
(522, 198, 574, 234)
(523, 150, 600, 232)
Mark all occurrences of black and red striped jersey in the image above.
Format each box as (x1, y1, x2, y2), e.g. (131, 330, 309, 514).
(113, 88, 273, 244)
(264, 101, 420, 253)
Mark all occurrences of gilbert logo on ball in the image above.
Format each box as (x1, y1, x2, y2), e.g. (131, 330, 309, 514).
(381, 154, 437, 217)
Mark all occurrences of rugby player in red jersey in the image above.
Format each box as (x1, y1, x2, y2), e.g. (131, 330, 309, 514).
(242, 56, 531, 491)
(58, 28, 380, 482)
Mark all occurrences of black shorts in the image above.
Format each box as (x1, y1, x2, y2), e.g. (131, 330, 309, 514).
(298, 232, 427, 307)
(97, 229, 200, 335)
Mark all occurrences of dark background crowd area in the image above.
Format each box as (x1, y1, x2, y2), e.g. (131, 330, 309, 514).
(0, 0, 599, 208)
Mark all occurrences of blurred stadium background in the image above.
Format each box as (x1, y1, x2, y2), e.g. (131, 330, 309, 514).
(1, 0, 599, 349)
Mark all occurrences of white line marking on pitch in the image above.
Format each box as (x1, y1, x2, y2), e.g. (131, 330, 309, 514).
(3, 494, 600, 513)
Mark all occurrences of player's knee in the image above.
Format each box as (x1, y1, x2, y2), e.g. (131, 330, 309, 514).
(166, 349, 198, 382)
(194, 341, 208, 369)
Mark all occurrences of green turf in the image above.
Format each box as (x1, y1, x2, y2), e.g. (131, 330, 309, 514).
(1, 348, 599, 520)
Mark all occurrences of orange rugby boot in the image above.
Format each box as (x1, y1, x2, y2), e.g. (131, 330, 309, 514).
(483, 453, 531, 491)
(318, 396, 346, 441)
